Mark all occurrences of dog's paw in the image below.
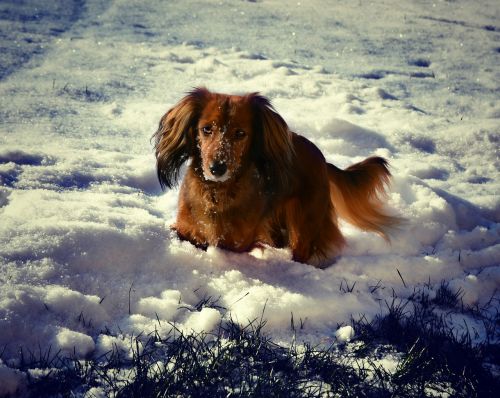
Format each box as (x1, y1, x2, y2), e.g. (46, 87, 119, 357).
(308, 254, 340, 269)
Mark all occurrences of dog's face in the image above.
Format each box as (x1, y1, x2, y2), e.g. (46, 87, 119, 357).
(153, 87, 294, 191)
(196, 95, 254, 183)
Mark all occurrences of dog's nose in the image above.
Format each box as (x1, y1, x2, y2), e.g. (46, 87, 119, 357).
(209, 161, 227, 177)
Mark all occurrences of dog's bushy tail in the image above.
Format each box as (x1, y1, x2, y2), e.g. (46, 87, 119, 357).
(328, 157, 400, 238)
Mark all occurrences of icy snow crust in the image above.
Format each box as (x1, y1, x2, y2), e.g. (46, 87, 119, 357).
(0, 0, 499, 379)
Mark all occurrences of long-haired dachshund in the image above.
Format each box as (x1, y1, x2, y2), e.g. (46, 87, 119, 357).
(153, 88, 399, 267)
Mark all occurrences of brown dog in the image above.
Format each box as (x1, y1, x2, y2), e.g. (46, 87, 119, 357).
(153, 88, 399, 266)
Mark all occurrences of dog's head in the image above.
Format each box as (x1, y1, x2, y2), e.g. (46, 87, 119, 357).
(153, 87, 294, 192)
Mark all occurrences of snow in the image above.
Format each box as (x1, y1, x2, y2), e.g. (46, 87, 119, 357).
(183, 307, 222, 334)
(335, 325, 355, 343)
(55, 328, 96, 357)
(0, 361, 25, 396)
(0, 0, 499, 391)
(84, 387, 106, 398)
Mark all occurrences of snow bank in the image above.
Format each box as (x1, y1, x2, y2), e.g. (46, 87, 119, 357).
(0, 0, 498, 383)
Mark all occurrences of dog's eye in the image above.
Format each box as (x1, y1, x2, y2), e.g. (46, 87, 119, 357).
(201, 126, 213, 135)
(235, 130, 246, 139)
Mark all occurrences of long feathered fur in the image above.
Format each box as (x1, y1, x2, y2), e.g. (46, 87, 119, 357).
(328, 157, 401, 238)
(153, 88, 400, 267)
(248, 93, 295, 193)
(153, 88, 209, 188)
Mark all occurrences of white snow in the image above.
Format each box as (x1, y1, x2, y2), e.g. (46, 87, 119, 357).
(55, 328, 96, 357)
(84, 387, 107, 398)
(0, 0, 499, 391)
(136, 289, 181, 320)
(335, 325, 355, 343)
(182, 307, 222, 334)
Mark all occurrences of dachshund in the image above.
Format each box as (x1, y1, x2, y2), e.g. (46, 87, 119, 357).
(153, 88, 399, 267)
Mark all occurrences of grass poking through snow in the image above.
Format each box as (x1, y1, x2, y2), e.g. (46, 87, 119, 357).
(9, 283, 500, 397)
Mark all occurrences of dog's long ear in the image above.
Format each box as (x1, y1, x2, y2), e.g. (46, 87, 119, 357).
(153, 88, 210, 189)
(249, 93, 295, 193)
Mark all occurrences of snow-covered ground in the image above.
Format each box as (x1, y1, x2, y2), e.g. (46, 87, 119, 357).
(0, 0, 499, 391)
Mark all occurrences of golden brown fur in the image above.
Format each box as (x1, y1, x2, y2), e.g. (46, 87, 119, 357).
(153, 88, 399, 267)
